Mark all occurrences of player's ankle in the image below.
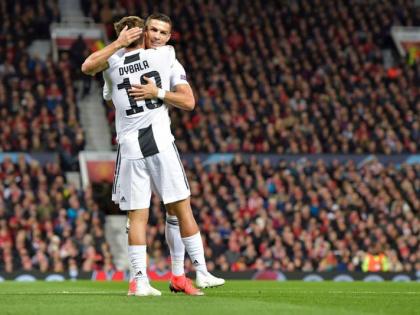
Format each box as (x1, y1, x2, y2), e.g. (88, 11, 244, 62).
(135, 277, 150, 283)
(196, 270, 210, 277)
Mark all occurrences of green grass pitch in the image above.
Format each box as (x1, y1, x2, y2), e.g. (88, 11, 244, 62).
(0, 280, 419, 315)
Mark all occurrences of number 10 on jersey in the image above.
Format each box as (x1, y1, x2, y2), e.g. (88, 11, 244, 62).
(117, 71, 163, 116)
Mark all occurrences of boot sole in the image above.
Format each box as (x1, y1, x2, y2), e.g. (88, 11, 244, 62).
(169, 283, 204, 296)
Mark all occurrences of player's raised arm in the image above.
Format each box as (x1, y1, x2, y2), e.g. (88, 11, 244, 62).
(81, 26, 142, 76)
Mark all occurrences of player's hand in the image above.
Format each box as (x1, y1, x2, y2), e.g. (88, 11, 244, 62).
(129, 77, 159, 100)
(116, 26, 142, 48)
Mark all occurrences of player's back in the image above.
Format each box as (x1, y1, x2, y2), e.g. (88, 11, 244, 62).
(104, 46, 176, 159)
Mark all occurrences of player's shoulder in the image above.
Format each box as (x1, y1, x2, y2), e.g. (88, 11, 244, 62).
(150, 45, 175, 55)
(111, 48, 126, 61)
(173, 59, 184, 70)
(152, 45, 174, 51)
(115, 48, 126, 57)
(107, 48, 127, 67)
(146, 45, 175, 65)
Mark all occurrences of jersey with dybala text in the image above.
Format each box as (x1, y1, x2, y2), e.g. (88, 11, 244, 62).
(103, 46, 176, 159)
(103, 60, 189, 102)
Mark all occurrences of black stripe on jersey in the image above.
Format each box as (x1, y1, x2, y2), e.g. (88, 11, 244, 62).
(124, 53, 140, 64)
(112, 145, 121, 194)
(172, 142, 190, 190)
(138, 125, 159, 157)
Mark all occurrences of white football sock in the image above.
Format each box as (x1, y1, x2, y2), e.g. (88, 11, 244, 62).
(165, 215, 185, 276)
(182, 232, 208, 273)
(128, 245, 148, 281)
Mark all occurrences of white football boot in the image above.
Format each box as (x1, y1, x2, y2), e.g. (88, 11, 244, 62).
(196, 271, 225, 289)
(134, 279, 162, 296)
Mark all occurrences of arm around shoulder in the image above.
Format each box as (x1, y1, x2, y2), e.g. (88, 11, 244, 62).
(166, 59, 195, 110)
(81, 41, 121, 76)
(175, 84, 195, 111)
(165, 84, 195, 111)
(81, 26, 142, 76)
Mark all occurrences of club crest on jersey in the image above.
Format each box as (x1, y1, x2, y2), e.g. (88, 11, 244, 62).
(119, 61, 150, 75)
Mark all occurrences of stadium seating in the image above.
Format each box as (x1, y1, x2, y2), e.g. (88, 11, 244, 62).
(0, 0, 85, 171)
(1, 155, 417, 273)
(144, 157, 419, 273)
(83, 0, 419, 153)
(0, 155, 112, 272)
(0, 0, 418, 274)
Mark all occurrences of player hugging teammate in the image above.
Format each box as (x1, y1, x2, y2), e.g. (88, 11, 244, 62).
(82, 14, 224, 296)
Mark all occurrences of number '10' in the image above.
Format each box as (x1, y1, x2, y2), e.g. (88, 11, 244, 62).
(117, 71, 163, 116)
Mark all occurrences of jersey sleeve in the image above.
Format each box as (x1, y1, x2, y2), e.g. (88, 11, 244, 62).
(162, 45, 176, 68)
(107, 54, 117, 69)
(102, 72, 112, 101)
(103, 49, 125, 100)
(170, 59, 189, 89)
(107, 48, 124, 68)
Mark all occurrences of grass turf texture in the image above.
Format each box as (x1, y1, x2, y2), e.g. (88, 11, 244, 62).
(0, 280, 419, 315)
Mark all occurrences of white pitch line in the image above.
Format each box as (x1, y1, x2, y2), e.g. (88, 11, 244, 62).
(326, 291, 420, 295)
(213, 290, 420, 295)
(59, 291, 134, 295)
(0, 290, 419, 296)
(0, 291, 126, 295)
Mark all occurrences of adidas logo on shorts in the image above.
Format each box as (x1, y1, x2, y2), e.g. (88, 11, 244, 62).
(120, 196, 126, 202)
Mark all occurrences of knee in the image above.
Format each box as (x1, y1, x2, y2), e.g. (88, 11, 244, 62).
(165, 198, 190, 216)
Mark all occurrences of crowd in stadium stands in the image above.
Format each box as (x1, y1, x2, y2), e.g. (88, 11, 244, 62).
(146, 157, 419, 273)
(0, 0, 419, 274)
(0, 155, 112, 273)
(1, 155, 417, 273)
(82, 0, 419, 152)
(0, 0, 85, 170)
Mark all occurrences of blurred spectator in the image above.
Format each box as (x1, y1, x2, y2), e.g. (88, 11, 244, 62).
(362, 245, 390, 272)
(69, 35, 92, 96)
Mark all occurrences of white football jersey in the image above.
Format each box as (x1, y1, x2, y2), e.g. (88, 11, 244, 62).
(103, 45, 178, 159)
(103, 59, 188, 101)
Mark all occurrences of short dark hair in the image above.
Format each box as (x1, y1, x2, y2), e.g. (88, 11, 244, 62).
(145, 13, 172, 31)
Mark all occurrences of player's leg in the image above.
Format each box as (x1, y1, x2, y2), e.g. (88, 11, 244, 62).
(165, 199, 206, 295)
(149, 143, 224, 292)
(147, 167, 186, 277)
(165, 207, 186, 277)
(165, 198, 225, 289)
(127, 209, 162, 296)
(119, 157, 161, 296)
(111, 144, 121, 204)
(147, 144, 202, 295)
